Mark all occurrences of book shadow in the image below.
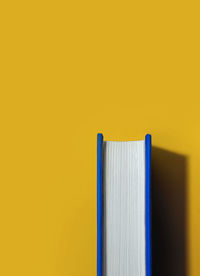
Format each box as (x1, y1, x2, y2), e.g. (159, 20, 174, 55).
(152, 147, 188, 276)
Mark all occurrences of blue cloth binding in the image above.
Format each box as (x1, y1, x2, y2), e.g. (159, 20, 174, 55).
(145, 134, 151, 276)
(97, 133, 103, 276)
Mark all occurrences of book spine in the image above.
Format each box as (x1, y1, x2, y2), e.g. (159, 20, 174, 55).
(145, 134, 151, 276)
(97, 133, 103, 276)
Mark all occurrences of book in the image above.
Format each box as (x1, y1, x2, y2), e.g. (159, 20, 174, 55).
(97, 134, 151, 276)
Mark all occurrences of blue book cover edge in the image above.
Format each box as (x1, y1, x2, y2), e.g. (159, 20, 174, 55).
(145, 134, 151, 276)
(97, 133, 103, 276)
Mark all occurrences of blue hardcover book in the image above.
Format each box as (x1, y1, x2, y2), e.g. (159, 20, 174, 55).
(97, 134, 151, 276)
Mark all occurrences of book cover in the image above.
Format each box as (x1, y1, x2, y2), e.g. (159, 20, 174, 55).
(97, 134, 151, 276)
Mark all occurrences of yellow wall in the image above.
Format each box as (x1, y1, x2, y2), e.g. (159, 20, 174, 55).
(0, 1, 199, 275)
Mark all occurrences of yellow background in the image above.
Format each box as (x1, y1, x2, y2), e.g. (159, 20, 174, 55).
(0, 0, 200, 275)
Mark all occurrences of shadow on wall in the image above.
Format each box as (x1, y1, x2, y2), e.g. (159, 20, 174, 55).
(151, 147, 188, 276)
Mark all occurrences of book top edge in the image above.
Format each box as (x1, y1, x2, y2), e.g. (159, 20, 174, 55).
(103, 140, 145, 143)
(97, 133, 151, 143)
